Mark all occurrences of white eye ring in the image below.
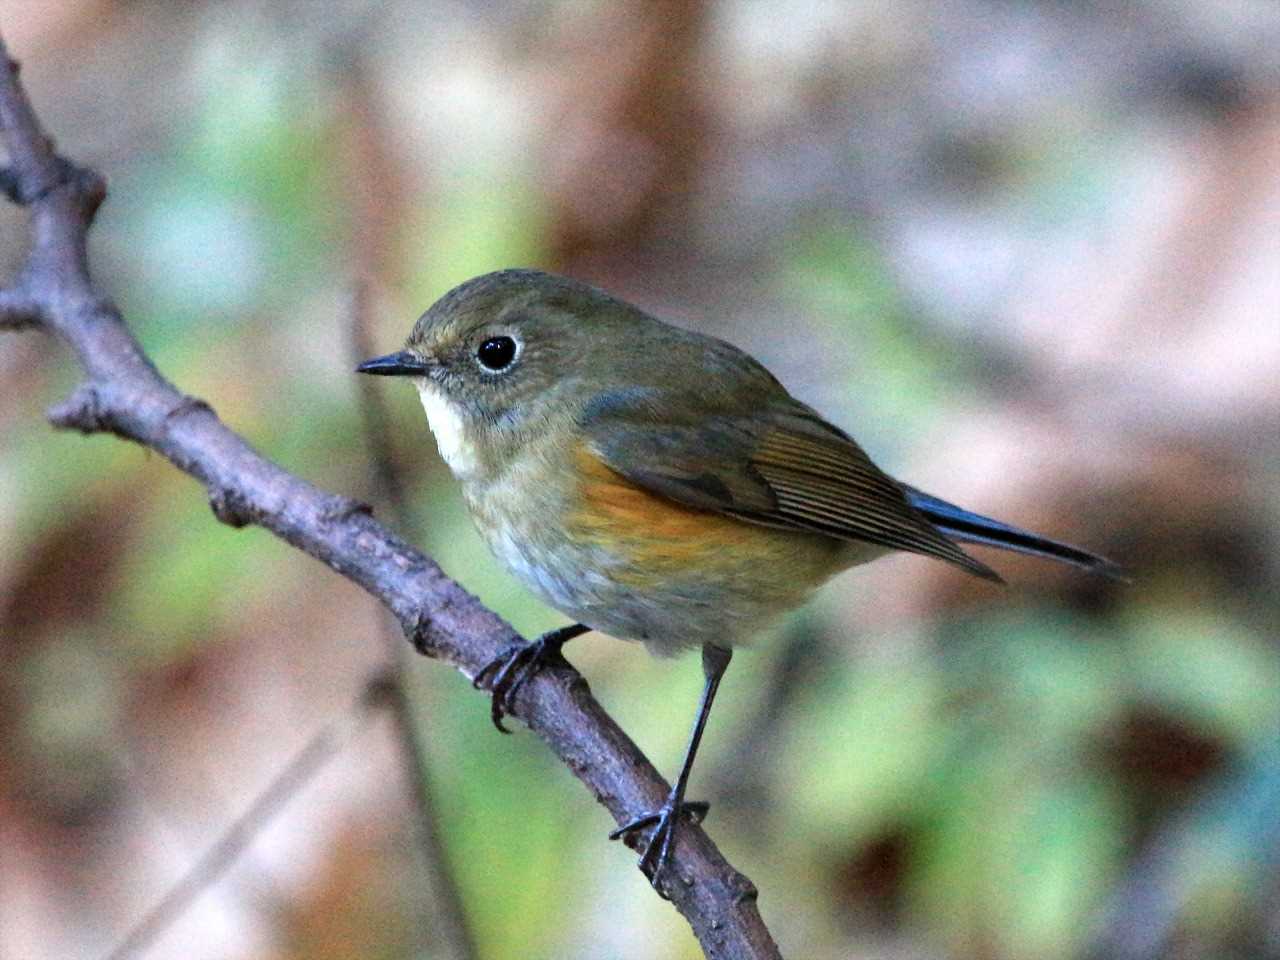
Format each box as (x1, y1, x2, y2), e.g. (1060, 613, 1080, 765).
(475, 333, 521, 373)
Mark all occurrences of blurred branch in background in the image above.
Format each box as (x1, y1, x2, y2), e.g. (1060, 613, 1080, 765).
(0, 31, 778, 960)
(348, 282, 478, 960)
(104, 679, 392, 960)
(339, 42, 478, 958)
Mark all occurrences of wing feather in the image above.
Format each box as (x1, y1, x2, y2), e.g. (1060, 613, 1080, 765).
(579, 392, 1000, 581)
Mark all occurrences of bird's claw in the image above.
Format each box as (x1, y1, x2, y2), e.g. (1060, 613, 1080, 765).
(609, 798, 709, 897)
(472, 637, 564, 733)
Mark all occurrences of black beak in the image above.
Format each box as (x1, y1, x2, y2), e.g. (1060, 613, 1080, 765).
(355, 351, 430, 376)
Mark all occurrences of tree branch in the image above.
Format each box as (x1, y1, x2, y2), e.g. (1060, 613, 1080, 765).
(0, 36, 781, 960)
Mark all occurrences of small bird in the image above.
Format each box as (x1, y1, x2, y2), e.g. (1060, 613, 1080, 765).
(357, 268, 1119, 892)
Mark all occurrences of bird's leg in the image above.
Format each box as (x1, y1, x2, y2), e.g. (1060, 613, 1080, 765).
(472, 622, 591, 733)
(609, 643, 732, 897)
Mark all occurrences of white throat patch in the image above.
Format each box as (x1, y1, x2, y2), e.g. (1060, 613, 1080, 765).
(416, 382, 477, 478)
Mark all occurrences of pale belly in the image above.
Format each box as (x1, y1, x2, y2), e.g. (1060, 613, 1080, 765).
(461, 464, 871, 657)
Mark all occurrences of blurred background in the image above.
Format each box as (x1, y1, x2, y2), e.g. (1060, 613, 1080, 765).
(2, 1, 1278, 958)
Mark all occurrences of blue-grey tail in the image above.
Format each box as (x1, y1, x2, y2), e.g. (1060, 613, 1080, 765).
(902, 485, 1126, 581)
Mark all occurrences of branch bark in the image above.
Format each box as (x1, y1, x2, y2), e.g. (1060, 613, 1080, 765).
(0, 36, 781, 960)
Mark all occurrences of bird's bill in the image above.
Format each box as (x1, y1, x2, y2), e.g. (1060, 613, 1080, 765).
(355, 351, 431, 376)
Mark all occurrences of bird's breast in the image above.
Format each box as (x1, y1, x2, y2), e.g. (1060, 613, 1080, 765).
(462, 442, 620, 615)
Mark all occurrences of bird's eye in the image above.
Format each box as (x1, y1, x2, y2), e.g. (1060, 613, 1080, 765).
(476, 335, 518, 372)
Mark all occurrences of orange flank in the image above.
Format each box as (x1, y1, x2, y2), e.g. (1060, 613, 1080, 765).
(568, 443, 848, 597)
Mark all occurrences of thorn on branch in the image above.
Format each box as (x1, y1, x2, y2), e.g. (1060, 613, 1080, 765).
(209, 487, 254, 528)
(47, 383, 104, 432)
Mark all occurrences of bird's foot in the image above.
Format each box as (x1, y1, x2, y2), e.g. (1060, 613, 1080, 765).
(472, 625, 584, 732)
(609, 796, 710, 897)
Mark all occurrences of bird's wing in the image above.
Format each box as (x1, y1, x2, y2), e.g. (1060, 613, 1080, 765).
(578, 390, 1000, 581)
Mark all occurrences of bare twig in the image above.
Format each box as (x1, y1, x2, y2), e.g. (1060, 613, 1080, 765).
(0, 35, 780, 960)
(349, 282, 478, 960)
(106, 680, 394, 960)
